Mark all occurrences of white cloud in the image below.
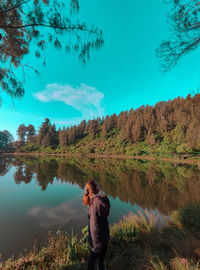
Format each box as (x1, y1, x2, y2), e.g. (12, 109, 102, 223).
(34, 83, 104, 120)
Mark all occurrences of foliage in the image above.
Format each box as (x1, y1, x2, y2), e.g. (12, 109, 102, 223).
(20, 142, 40, 152)
(17, 124, 36, 143)
(0, 130, 13, 150)
(176, 204, 200, 233)
(176, 143, 192, 154)
(37, 118, 58, 147)
(0, 0, 103, 102)
(157, 0, 200, 71)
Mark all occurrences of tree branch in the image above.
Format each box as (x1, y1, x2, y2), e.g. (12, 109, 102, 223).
(178, 37, 200, 57)
(0, 0, 31, 15)
(0, 23, 101, 36)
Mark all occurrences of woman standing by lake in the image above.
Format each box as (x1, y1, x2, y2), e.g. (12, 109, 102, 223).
(83, 181, 110, 270)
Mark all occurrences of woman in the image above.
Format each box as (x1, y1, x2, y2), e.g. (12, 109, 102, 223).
(83, 180, 110, 270)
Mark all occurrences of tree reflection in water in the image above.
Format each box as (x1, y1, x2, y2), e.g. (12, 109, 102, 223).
(0, 157, 12, 176)
(5, 156, 200, 215)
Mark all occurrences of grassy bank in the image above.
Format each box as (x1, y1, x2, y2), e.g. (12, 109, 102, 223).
(1, 205, 200, 270)
(8, 131, 200, 165)
(18, 137, 200, 159)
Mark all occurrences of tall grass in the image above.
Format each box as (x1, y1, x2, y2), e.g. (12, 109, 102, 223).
(1, 205, 200, 269)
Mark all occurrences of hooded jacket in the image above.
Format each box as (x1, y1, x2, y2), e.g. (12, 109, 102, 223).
(88, 193, 110, 253)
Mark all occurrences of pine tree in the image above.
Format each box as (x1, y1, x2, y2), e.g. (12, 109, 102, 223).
(27, 124, 36, 143)
(88, 120, 98, 140)
(17, 124, 26, 142)
(37, 118, 58, 146)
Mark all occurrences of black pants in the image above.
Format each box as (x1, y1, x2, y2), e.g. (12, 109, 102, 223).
(87, 245, 107, 270)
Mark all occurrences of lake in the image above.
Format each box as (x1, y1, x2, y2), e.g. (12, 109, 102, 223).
(0, 155, 200, 260)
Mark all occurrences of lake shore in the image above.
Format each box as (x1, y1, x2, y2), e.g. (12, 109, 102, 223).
(1, 205, 200, 270)
(2, 151, 200, 165)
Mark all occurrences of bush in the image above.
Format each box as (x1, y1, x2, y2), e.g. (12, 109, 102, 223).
(20, 143, 40, 153)
(178, 204, 200, 233)
(176, 143, 192, 154)
(156, 142, 175, 155)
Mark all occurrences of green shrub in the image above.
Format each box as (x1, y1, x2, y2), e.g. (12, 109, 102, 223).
(177, 204, 200, 233)
(20, 143, 40, 153)
(176, 143, 192, 154)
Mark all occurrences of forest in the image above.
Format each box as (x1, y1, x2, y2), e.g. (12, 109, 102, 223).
(1, 93, 200, 157)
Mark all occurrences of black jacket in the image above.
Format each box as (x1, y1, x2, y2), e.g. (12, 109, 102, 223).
(88, 193, 110, 253)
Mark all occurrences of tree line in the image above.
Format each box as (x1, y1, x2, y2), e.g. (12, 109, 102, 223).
(13, 94, 200, 154)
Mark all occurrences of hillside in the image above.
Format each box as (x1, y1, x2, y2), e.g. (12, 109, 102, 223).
(6, 94, 200, 157)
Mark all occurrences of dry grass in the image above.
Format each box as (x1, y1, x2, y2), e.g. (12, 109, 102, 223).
(122, 209, 169, 231)
(1, 205, 200, 270)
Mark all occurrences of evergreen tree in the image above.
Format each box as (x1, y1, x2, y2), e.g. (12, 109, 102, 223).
(88, 119, 98, 140)
(37, 118, 51, 145)
(102, 121, 107, 139)
(117, 111, 128, 130)
(76, 120, 86, 139)
(27, 124, 36, 143)
(17, 124, 26, 142)
(68, 126, 76, 144)
(107, 113, 117, 132)
(58, 128, 65, 147)
(37, 118, 58, 146)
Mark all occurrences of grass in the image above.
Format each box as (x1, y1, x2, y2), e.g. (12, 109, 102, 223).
(1, 205, 200, 269)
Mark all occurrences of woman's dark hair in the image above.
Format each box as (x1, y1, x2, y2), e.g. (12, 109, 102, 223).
(83, 181, 99, 206)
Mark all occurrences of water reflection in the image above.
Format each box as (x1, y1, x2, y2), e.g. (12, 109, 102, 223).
(28, 199, 88, 227)
(0, 157, 12, 176)
(1, 156, 200, 259)
(4, 155, 200, 215)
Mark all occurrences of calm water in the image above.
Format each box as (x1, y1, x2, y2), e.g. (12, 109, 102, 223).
(0, 155, 200, 260)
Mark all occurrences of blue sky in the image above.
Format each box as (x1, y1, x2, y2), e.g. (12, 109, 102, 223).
(1, 0, 200, 139)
